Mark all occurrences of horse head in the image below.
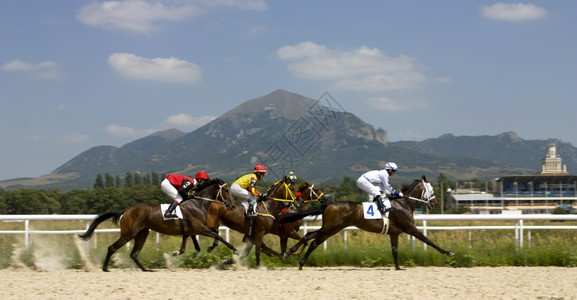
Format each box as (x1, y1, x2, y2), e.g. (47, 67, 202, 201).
(196, 178, 236, 211)
(296, 181, 328, 206)
(403, 175, 438, 210)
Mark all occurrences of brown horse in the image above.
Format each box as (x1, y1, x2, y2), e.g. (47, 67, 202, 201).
(281, 175, 455, 270)
(205, 181, 326, 267)
(78, 178, 238, 272)
(270, 181, 327, 257)
(174, 180, 327, 258)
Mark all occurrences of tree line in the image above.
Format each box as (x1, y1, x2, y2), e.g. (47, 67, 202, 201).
(0, 172, 473, 215)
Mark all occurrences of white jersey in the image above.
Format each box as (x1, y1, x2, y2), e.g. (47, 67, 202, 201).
(359, 169, 399, 195)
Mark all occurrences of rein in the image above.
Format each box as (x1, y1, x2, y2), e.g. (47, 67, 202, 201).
(270, 182, 297, 203)
(194, 183, 229, 204)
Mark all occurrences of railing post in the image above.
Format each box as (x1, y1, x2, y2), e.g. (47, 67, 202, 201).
(519, 220, 523, 249)
(514, 221, 519, 251)
(423, 220, 428, 251)
(25, 220, 30, 248)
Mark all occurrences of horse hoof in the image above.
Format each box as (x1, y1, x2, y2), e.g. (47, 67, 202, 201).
(172, 251, 180, 257)
(191, 251, 199, 259)
(448, 251, 455, 256)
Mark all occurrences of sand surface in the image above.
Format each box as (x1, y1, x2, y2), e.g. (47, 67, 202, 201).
(0, 266, 575, 299)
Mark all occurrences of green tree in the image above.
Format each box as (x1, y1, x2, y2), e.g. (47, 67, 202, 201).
(134, 172, 142, 185)
(94, 174, 104, 189)
(124, 172, 133, 188)
(4, 189, 61, 214)
(151, 172, 160, 185)
(335, 176, 365, 202)
(105, 173, 115, 189)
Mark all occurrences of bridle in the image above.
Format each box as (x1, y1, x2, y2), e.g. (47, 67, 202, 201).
(406, 180, 436, 207)
(301, 183, 325, 203)
(194, 182, 233, 208)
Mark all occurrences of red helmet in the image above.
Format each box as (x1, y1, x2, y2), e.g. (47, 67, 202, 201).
(253, 163, 267, 173)
(195, 171, 209, 181)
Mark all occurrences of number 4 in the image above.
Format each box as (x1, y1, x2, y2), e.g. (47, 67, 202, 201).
(366, 204, 375, 216)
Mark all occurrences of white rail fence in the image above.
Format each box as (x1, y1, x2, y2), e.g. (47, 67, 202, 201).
(1, 214, 576, 252)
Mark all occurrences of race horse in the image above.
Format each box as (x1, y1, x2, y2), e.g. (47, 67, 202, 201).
(205, 181, 327, 267)
(78, 178, 238, 272)
(281, 175, 455, 270)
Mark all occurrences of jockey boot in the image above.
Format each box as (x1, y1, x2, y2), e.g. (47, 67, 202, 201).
(373, 195, 390, 215)
(246, 201, 257, 218)
(164, 201, 178, 218)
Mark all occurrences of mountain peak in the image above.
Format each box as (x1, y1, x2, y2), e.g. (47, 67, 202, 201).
(149, 128, 186, 141)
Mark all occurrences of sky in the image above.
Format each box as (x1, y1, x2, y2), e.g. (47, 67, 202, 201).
(1, 1, 576, 181)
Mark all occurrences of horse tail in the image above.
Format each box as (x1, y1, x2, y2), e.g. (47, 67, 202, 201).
(77, 210, 123, 240)
(280, 206, 326, 223)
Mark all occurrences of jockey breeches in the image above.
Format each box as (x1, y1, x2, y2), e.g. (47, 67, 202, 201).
(161, 178, 184, 203)
(356, 176, 381, 198)
(231, 183, 257, 201)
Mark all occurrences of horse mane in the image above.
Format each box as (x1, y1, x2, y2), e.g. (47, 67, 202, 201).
(195, 178, 225, 191)
(296, 181, 311, 192)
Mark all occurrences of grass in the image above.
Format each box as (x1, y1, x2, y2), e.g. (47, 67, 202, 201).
(1, 219, 576, 270)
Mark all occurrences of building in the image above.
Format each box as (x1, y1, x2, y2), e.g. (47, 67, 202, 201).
(448, 144, 576, 214)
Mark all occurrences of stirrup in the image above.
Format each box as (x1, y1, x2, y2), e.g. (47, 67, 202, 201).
(246, 211, 257, 218)
(164, 212, 177, 218)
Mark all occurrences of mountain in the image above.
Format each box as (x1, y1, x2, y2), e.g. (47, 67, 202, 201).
(1, 90, 575, 191)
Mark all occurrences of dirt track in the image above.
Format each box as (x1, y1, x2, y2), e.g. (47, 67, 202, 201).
(0, 266, 575, 299)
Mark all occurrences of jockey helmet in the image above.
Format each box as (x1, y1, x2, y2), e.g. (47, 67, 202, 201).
(195, 171, 209, 181)
(286, 171, 297, 184)
(384, 162, 398, 171)
(253, 163, 267, 173)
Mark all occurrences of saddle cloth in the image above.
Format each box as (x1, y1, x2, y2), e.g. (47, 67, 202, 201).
(160, 204, 184, 220)
(362, 202, 390, 234)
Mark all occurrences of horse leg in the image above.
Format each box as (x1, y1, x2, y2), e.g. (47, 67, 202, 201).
(130, 228, 153, 272)
(283, 230, 308, 257)
(206, 228, 220, 253)
(201, 226, 238, 255)
(260, 242, 281, 257)
(389, 233, 403, 270)
(173, 235, 188, 256)
(298, 237, 323, 270)
(190, 235, 201, 258)
(406, 227, 455, 256)
(298, 226, 342, 270)
(102, 235, 132, 272)
(283, 230, 318, 259)
(221, 235, 254, 268)
(253, 232, 265, 267)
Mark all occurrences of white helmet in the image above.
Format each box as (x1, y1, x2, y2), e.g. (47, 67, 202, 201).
(384, 162, 398, 171)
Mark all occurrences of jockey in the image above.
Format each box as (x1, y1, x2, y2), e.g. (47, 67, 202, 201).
(161, 171, 210, 218)
(356, 162, 403, 215)
(231, 163, 267, 217)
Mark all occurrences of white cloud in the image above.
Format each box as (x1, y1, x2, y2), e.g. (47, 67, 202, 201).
(2, 59, 64, 79)
(364, 97, 430, 112)
(276, 42, 428, 92)
(77, 0, 267, 34)
(165, 113, 216, 127)
(107, 52, 202, 84)
(105, 124, 138, 137)
(77, 0, 202, 34)
(481, 3, 548, 22)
